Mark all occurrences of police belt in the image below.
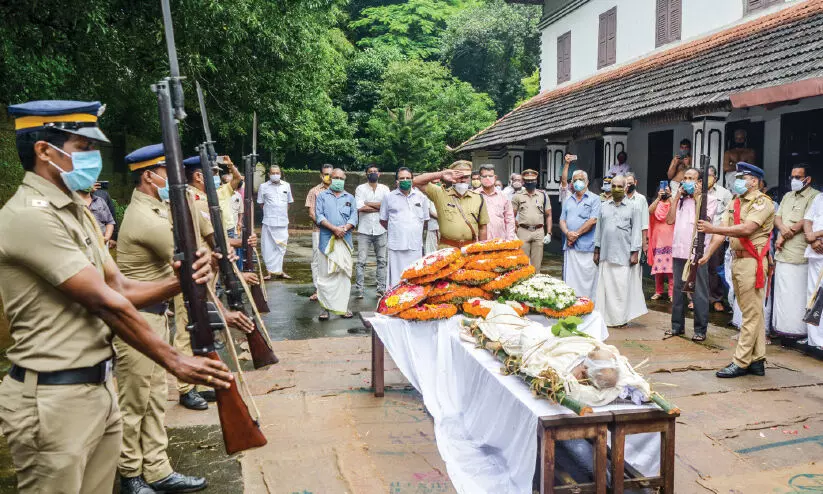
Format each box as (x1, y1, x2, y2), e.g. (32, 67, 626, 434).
(439, 237, 474, 248)
(9, 359, 113, 385)
(518, 224, 544, 231)
(140, 301, 169, 315)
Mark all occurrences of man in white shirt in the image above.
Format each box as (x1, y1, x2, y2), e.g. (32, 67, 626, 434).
(502, 173, 523, 201)
(355, 164, 390, 297)
(380, 167, 430, 288)
(607, 151, 632, 177)
(803, 192, 823, 347)
(257, 165, 293, 279)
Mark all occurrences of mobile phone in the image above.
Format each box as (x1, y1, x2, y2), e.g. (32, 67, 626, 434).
(97, 181, 109, 189)
(216, 156, 226, 165)
(659, 180, 668, 191)
(677, 150, 688, 159)
(570, 154, 578, 161)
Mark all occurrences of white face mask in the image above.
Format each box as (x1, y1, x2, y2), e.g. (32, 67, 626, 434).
(791, 178, 806, 192)
(454, 182, 470, 195)
(270, 174, 281, 183)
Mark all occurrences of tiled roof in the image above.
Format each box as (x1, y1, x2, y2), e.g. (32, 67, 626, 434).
(459, 0, 823, 151)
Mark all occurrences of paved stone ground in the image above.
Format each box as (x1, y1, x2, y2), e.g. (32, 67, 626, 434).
(2, 232, 823, 493)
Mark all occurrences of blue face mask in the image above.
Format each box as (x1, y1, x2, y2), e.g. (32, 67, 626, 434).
(213, 176, 221, 188)
(48, 143, 103, 192)
(573, 180, 586, 192)
(733, 178, 749, 195)
(681, 181, 695, 195)
(150, 171, 170, 202)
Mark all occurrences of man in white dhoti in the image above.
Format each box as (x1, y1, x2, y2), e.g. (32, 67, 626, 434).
(380, 167, 429, 289)
(773, 165, 817, 338)
(559, 170, 600, 299)
(315, 168, 358, 320)
(257, 165, 293, 279)
(306, 164, 333, 300)
(803, 190, 823, 347)
(593, 175, 647, 327)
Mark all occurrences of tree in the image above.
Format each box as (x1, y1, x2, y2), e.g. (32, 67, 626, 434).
(349, 0, 473, 60)
(341, 46, 405, 134)
(368, 106, 441, 170)
(440, 0, 541, 116)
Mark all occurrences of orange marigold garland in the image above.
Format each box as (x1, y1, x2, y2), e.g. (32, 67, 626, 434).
(462, 298, 529, 318)
(463, 238, 524, 254)
(538, 297, 594, 318)
(427, 280, 456, 297)
(449, 268, 497, 286)
(480, 264, 536, 292)
(465, 253, 530, 273)
(408, 258, 466, 284)
(428, 286, 492, 304)
(401, 248, 461, 280)
(377, 284, 431, 315)
(397, 303, 458, 321)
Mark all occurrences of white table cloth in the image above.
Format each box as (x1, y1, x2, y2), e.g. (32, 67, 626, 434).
(367, 312, 660, 494)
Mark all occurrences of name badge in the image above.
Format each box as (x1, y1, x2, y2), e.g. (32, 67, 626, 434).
(345, 202, 351, 207)
(415, 202, 422, 207)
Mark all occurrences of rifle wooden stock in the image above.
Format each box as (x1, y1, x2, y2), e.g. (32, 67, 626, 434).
(207, 352, 268, 454)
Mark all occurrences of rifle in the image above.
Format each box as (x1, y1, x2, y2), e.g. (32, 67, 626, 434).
(683, 118, 710, 294)
(195, 82, 278, 368)
(803, 267, 823, 325)
(153, 0, 266, 454)
(242, 112, 271, 313)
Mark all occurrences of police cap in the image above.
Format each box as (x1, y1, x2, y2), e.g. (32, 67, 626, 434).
(8, 100, 109, 143)
(125, 144, 165, 172)
(736, 161, 765, 180)
(522, 169, 539, 179)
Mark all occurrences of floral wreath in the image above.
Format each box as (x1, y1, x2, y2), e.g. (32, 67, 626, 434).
(377, 284, 431, 315)
(462, 238, 524, 254)
(465, 253, 530, 273)
(449, 268, 497, 286)
(428, 286, 492, 304)
(408, 258, 466, 284)
(397, 303, 458, 321)
(427, 280, 457, 298)
(538, 297, 594, 318)
(480, 264, 536, 292)
(462, 298, 529, 318)
(402, 248, 462, 280)
(463, 249, 524, 265)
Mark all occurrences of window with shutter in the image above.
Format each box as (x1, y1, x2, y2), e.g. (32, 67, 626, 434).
(668, 0, 681, 42)
(606, 8, 617, 65)
(655, 0, 681, 47)
(598, 7, 617, 69)
(557, 32, 571, 84)
(747, 0, 784, 12)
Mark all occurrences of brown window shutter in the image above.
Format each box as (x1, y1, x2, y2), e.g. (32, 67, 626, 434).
(598, 11, 608, 69)
(557, 32, 571, 83)
(655, 0, 668, 47)
(747, 0, 764, 11)
(668, 0, 681, 42)
(607, 7, 617, 65)
(565, 33, 571, 81)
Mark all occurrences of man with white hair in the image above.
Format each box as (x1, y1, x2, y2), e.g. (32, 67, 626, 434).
(502, 173, 523, 201)
(559, 170, 600, 298)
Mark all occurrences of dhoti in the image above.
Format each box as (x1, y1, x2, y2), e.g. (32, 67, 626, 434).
(318, 238, 353, 315)
(595, 261, 647, 327)
(387, 249, 420, 289)
(311, 231, 320, 287)
(772, 261, 808, 338)
(261, 224, 288, 275)
(808, 257, 823, 346)
(424, 229, 439, 255)
(563, 249, 598, 299)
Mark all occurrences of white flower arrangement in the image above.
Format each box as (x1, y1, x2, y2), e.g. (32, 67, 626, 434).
(504, 274, 577, 310)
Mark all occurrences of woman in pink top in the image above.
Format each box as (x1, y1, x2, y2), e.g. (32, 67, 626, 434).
(648, 188, 674, 300)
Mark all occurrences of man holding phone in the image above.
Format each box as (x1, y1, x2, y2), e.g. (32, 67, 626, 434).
(667, 139, 693, 192)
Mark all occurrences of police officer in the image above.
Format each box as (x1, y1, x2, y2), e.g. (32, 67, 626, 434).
(698, 162, 774, 378)
(116, 145, 208, 493)
(512, 169, 552, 270)
(412, 160, 489, 248)
(0, 101, 231, 493)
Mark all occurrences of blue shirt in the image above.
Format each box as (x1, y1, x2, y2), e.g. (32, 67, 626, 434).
(316, 189, 358, 252)
(560, 191, 600, 252)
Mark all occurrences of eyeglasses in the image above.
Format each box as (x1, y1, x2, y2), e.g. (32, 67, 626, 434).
(790, 175, 806, 180)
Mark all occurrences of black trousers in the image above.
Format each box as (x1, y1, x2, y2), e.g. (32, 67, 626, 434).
(708, 242, 727, 304)
(672, 258, 710, 336)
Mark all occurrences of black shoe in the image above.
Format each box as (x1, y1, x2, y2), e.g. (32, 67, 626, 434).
(178, 390, 208, 411)
(120, 475, 157, 494)
(148, 472, 208, 493)
(748, 359, 766, 376)
(716, 362, 749, 378)
(198, 389, 216, 402)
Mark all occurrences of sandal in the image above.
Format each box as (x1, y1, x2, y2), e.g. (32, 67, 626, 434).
(309, 293, 318, 301)
(692, 334, 706, 342)
(279, 273, 292, 280)
(341, 311, 354, 319)
(650, 293, 663, 301)
(663, 329, 684, 340)
(688, 301, 694, 310)
(319, 311, 330, 321)
(713, 302, 725, 312)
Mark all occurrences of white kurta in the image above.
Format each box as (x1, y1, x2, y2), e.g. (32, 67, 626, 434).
(772, 261, 808, 337)
(563, 249, 598, 299)
(595, 262, 647, 327)
(808, 257, 823, 346)
(261, 224, 288, 274)
(317, 237, 353, 315)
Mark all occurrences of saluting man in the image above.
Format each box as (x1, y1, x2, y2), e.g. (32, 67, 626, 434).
(0, 100, 231, 493)
(116, 145, 208, 493)
(513, 169, 552, 270)
(699, 162, 775, 378)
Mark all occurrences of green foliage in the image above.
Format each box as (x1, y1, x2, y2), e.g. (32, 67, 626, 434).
(350, 0, 473, 60)
(518, 69, 541, 106)
(111, 197, 127, 228)
(551, 317, 590, 338)
(341, 46, 406, 133)
(367, 106, 441, 170)
(440, 0, 541, 116)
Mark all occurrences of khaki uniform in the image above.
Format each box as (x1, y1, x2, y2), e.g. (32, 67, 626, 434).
(114, 189, 176, 482)
(424, 183, 489, 247)
(174, 187, 214, 395)
(512, 189, 551, 269)
(0, 172, 121, 493)
(721, 189, 775, 368)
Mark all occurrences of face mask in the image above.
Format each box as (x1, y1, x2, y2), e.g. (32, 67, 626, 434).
(611, 187, 625, 202)
(270, 174, 281, 183)
(471, 179, 481, 188)
(573, 180, 586, 192)
(708, 176, 716, 189)
(212, 175, 221, 188)
(733, 178, 749, 195)
(524, 182, 537, 192)
(602, 183, 612, 192)
(454, 182, 470, 195)
(681, 181, 695, 195)
(367, 172, 379, 183)
(627, 184, 636, 194)
(480, 177, 495, 188)
(330, 178, 345, 192)
(398, 179, 412, 191)
(149, 171, 170, 202)
(791, 178, 806, 192)
(322, 174, 331, 185)
(512, 181, 522, 190)
(47, 143, 103, 192)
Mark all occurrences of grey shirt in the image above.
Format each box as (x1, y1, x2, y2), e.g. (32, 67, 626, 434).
(88, 195, 115, 232)
(594, 199, 642, 266)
